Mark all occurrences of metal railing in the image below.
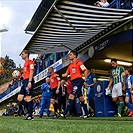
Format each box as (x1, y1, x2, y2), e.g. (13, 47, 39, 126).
(107, 0, 132, 9)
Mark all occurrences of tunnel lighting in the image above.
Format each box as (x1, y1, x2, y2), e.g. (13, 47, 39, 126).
(98, 78, 109, 81)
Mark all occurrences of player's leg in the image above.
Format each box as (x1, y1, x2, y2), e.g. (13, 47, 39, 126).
(131, 94, 133, 104)
(25, 80, 34, 120)
(131, 94, 133, 109)
(39, 96, 46, 117)
(25, 95, 33, 120)
(79, 95, 89, 118)
(125, 90, 133, 116)
(50, 89, 59, 115)
(117, 83, 124, 116)
(17, 94, 24, 103)
(17, 82, 28, 114)
(61, 79, 84, 118)
(46, 97, 51, 116)
(62, 96, 66, 112)
(58, 96, 62, 112)
(78, 83, 89, 118)
(112, 84, 121, 116)
(63, 94, 75, 117)
(112, 84, 118, 103)
(87, 88, 95, 116)
(17, 94, 28, 112)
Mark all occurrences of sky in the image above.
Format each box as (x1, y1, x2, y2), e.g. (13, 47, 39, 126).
(0, 0, 41, 67)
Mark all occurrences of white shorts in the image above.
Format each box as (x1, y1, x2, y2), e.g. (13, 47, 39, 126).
(112, 82, 123, 98)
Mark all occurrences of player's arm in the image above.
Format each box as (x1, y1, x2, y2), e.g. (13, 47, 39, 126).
(84, 70, 88, 88)
(88, 77, 97, 87)
(84, 69, 88, 83)
(27, 69, 34, 89)
(107, 78, 113, 89)
(56, 77, 61, 94)
(62, 72, 68, 78)
(29, 69, 34, 82)
(57, 80, 61, 90)
(41, 84, 45, 91)
(57, 67, 69, 78)
(27, 63, 34, 89)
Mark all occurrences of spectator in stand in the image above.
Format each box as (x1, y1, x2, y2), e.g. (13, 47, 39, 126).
(58, 80, 67, 112)
(41, 54, 46, 70)
(33, 58, 37, 76)
(39, 77, 51, 118)
(38, 54, 43, 72)
(36, 54, 43, 74)
(94, 0, 109, 7)
(49, 53, 54, 65)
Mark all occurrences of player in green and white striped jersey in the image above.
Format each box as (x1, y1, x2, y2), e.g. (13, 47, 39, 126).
(107, 58, 126, 117)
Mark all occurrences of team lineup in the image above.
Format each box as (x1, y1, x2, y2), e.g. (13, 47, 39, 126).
(17, 50, 133, 120)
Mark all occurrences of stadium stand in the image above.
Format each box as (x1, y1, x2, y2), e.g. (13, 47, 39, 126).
(0, 82, 10, 94)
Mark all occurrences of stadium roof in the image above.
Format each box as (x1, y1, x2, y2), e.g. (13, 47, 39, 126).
(23, 0, 132, 54)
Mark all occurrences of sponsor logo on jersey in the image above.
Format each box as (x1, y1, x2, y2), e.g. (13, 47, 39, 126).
(51, 79, 54, 82)
(73, 86, 78, 92)
(72, 68, 76, 73)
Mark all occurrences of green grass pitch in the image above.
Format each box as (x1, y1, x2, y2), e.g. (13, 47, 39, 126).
(0, 116, 133, 133)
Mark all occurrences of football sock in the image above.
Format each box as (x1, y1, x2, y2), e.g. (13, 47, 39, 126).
(81, 102, 89, 115)
(20, 99, 28, 112)
(27, 101, 33, 117)
(116, 101, 119, 106)
(126, 102, 133, 111)
(64, 99, 74, 115)
(118, 101, 124, 114)
(53, 102, 59, 113)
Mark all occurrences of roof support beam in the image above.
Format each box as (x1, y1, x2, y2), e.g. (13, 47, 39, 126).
(53, 5, 79, 33)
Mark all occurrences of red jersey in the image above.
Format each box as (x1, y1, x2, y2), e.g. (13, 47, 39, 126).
(66, 59, 86, 81)
(50, 72, 60, 89)
(23, 59, 34, 80)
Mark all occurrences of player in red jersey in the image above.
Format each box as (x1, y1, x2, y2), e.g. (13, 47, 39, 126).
(17, 50, 34, 120)
(48, 66, 61, 117)
(59, 50, 89, 118)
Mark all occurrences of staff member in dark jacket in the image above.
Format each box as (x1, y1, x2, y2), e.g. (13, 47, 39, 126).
(58, 80, 67, 112)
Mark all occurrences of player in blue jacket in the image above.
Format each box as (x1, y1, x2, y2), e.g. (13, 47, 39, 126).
(39, 77, 51, 117)
(86, 67, 96, 116)
(125, 67, 133, 116)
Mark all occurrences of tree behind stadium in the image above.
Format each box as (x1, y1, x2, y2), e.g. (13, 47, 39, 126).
(0, 55, 18, 85)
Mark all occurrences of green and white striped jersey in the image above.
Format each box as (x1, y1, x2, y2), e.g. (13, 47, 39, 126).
(110, 66, 124, 85)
